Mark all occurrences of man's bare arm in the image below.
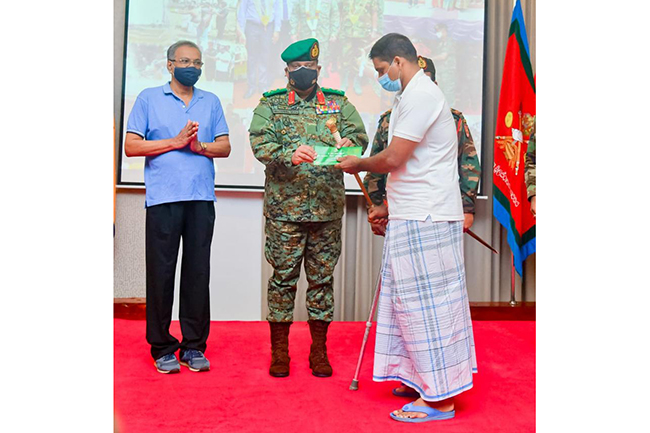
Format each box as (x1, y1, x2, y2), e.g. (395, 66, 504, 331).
(335, 135, 420, 174)
(192, 134, 231, 158)
(125, 120, 198, 157)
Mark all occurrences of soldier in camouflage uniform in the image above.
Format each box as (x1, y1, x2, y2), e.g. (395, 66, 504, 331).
(432, 23, 456, 106)
(525, 127, 536, 216)
(338, 0, 384, 94)
(249, 38, 368, 378)
(290, 0, 340, 76)
(363, 56, 480, 235)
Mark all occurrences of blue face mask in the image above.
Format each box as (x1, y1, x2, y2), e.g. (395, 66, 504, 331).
(378, 60, 401, 92)
(174, 66, 202, 87)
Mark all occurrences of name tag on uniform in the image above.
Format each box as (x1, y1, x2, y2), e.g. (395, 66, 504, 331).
(274, 108, 300, 115)
(316, 100, 341, 115)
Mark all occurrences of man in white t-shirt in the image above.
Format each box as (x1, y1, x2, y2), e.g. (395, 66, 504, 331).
(336, 33, 477, 423)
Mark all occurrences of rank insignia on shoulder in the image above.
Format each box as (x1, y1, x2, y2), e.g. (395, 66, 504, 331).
(316, 100, 341, 114)
(262, 88, 288, 98)
(321, 87, 345, 96)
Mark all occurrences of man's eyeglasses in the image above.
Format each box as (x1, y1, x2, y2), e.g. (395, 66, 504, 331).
(170, 58, 204, 68)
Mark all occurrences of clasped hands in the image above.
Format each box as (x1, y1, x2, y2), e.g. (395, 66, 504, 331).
(173, 119, 205, 154)
(368, 203, 389, 236)
(291, 137, 355, 165)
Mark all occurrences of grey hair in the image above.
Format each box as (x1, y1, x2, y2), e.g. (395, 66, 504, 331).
(167, 40, 201, 60)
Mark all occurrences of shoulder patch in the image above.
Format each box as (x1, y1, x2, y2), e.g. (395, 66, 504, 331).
(450, 109, 469, 137)
(451, 111, 463, 125)
(321, 87, 345, 96)
(262, 88, 288, 98)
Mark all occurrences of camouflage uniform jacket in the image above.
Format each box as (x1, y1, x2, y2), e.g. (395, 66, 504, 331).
(363, 108, 481, 214)
(525, 132, 536, 199)
(290, 0, 340, 42)
(339, 0, 384, 38)
(249, 86, 368, 222)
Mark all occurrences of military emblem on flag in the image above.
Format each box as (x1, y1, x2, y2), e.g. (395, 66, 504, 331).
(493, 0, 536, 276)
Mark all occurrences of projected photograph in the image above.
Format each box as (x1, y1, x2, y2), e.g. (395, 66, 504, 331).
(119, 0, 485, 190)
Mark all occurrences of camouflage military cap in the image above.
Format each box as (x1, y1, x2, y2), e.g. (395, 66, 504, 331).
(281, 38, 319, 63)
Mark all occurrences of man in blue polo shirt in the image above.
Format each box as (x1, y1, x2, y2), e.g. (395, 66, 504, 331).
(125, 40, 231, 374)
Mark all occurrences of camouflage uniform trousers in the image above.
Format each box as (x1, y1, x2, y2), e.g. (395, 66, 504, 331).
(340, 37, 371, 92)
(265, 218, 342, 323)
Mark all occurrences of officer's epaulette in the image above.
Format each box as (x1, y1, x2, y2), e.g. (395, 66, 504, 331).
(262, 88, 288, 98)
(321, 87, 345, 96)
(451, 107, 463, 117)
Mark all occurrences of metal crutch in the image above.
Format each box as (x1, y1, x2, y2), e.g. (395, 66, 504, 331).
(349, 270, 382, 391)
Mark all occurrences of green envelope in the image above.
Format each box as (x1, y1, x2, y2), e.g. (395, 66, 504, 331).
(313, 145, 362, 166)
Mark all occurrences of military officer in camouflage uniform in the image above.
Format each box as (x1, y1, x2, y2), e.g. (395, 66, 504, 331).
(249, 38, 368, 378)
(525, 126, 536, 216)
(363, 56, 480, 236)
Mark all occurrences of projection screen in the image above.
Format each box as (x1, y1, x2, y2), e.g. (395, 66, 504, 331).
(118, 0, 485, 191)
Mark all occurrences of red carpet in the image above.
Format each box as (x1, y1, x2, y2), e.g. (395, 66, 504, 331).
(115, 320, 535, 433)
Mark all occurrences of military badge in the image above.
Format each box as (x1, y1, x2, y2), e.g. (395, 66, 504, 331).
(418, 56, 427, 69)
(496, 110, 529, 175)
(310, 42, 319, 59)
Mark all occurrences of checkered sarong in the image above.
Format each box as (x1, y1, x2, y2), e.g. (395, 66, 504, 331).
(372, 219, 477, 401)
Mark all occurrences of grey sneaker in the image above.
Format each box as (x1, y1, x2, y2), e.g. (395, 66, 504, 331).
(180, 349, 210, 372)
(154, 353, 180, 374)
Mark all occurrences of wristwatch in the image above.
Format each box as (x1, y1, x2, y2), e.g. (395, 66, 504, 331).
(199, 141, 208, 153)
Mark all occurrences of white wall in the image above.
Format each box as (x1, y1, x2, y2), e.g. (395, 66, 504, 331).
(114, 189, 264, 320)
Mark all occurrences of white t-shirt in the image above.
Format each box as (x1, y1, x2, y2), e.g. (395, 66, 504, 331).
(386, 69, 464, 222)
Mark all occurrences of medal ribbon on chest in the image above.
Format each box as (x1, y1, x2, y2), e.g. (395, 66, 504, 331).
(316, 99, 341, 115)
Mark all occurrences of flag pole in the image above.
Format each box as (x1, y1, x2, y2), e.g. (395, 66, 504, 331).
(510, 253, 517, 306)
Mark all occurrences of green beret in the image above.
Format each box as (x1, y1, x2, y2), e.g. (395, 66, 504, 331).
(281, 38, 319, 63)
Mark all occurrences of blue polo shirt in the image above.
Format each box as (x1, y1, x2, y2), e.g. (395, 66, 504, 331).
(126, 82, 229, 207)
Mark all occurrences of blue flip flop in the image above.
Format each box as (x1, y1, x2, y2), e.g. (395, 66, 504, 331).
(392, 387, 420, 398)
(389, 402, 456, 423)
